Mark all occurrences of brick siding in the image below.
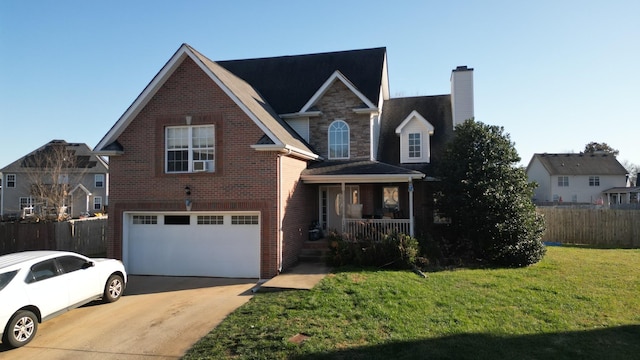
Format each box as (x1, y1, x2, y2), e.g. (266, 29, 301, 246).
(106, 56, 310, 278)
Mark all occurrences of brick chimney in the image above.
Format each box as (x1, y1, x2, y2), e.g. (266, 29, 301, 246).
(451, 66, 474, 129)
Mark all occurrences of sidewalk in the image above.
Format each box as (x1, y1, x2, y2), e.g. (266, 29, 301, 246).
(257, 262, 332, 292)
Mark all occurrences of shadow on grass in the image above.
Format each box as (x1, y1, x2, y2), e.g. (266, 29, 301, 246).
(292, 325, 640, 360)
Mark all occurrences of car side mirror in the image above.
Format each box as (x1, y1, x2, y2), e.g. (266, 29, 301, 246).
(82, 261, 95, 269)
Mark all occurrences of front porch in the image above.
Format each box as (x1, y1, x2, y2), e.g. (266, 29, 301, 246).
(301, 160, 426, 242)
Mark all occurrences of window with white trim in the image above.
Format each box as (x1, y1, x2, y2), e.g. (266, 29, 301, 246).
(19, 197, 34, 210)
(93, 196, 102, 211)
(95, 174, 105, 188)
(7, 174, 16, 188)
(328, 120, 349, 159)
(408, 133, 421, 158)
(166, 125, 215, 173)
(558, 176, 569, 187)
(589, 176, 600, 186)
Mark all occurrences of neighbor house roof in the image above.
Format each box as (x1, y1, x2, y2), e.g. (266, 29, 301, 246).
(1, 140, 108, 173)
(218, 47, 388, 115)
(377, 95, 453, 175)
(528, 153, 628, 176)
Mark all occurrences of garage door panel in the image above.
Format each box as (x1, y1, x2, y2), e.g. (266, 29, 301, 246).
(126, 213, 260, 278)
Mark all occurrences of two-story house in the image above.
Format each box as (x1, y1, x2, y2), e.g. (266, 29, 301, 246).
(0, 140, 109, 220)
(526, 153, 628, 205)
(94, 44, 474, 279)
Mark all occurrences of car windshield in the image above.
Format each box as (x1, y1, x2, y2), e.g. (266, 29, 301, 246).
(0, 270, 18, 291)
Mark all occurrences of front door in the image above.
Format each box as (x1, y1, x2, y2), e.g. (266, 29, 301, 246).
(322, 186, 360, 232)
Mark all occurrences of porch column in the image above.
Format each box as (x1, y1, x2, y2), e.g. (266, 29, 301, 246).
(408, 178, 414, 237)
(341, 182, 346, 233)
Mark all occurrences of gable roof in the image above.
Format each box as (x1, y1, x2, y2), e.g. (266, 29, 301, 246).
(528, 153, 628, 176)
(218, 47, 387, 114)
(94, 44, 317, 160)
(1, 140, 108, 173)
(300, 70, 377, 113)
(378, 95, 453, 175)
(395, 110, 435, 135)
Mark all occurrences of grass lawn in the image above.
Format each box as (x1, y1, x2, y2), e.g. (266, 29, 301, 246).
(183, 247, 640, 360)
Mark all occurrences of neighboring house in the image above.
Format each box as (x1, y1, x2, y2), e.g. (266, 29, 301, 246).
(0, 140, 109, 220)
(94, 44, 474, 279)
(526, 153, 629, 205)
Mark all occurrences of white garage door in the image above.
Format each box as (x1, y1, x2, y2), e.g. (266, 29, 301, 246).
(124, 212, 260, 278)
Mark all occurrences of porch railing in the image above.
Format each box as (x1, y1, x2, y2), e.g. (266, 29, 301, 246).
(343, 218, 411, 242)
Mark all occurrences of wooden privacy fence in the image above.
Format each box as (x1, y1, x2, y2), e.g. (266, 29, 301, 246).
(0, 217, 107, 256)
(537, 208, 640, 247)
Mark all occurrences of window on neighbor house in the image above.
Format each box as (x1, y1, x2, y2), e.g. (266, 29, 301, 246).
(95, 174, 105, 188)
(558, 176, 569, 187)
(408, 133, 421, 158)
(19, 197, 34, 210)
(58, 174, 69, 184)
(93, 196, 102, 211)
(166, 125, 215, 173)
(6, 174, 16, 188)
(589, 176, 600, 186)
(328, 120, 349, 159)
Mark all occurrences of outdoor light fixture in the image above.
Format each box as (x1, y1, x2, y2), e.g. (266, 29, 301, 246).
(185, 186, 191, 196)
(186, 115, 192, 125)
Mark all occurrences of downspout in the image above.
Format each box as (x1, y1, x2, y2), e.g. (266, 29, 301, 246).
(277, 153, 283, 273)
(0, 172, 4, 218)
(341, 182, 346, 233)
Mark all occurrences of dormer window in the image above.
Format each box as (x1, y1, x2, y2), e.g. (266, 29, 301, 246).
(408, 133, 421, 159)
(328, 120, 350, 159)
(395, 110, 434, 164)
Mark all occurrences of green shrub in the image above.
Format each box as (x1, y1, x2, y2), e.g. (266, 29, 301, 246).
(327, 232, 420, 269)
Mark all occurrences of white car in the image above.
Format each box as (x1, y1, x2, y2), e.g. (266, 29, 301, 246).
(0, 251, 127, 348)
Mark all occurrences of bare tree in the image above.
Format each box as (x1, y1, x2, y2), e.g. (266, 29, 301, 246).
(620, 160, 639, 186)
(22, 141, 91, 221)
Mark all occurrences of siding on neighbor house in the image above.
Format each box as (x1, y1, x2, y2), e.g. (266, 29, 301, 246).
(106, 56, 285, 278)
(528, 157, 627, 203)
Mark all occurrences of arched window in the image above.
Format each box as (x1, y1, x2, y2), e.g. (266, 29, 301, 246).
(328, 120, 349, 159)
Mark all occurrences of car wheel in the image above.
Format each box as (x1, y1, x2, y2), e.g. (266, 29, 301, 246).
(103, 274, 124, 303)
(3, 310, 38, 348)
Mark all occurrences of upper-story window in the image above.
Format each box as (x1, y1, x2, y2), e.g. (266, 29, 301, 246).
(408, 133, 421, 158)
(6, 174, 16, 188)
(589, 176, 600, 186)
(558, 176, 569, 187)
(95, 174, 105, 188)
(328, 120, 349, 159)
(166, 125, 215, 173)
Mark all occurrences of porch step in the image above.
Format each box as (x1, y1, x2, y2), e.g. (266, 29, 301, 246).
(300, 239, 330, 263)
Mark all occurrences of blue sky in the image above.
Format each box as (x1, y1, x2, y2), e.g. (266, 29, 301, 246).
(1, 0, 638, 170)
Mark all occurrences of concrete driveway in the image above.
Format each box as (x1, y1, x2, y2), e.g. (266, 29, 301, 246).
(0, 276, 257, 359)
